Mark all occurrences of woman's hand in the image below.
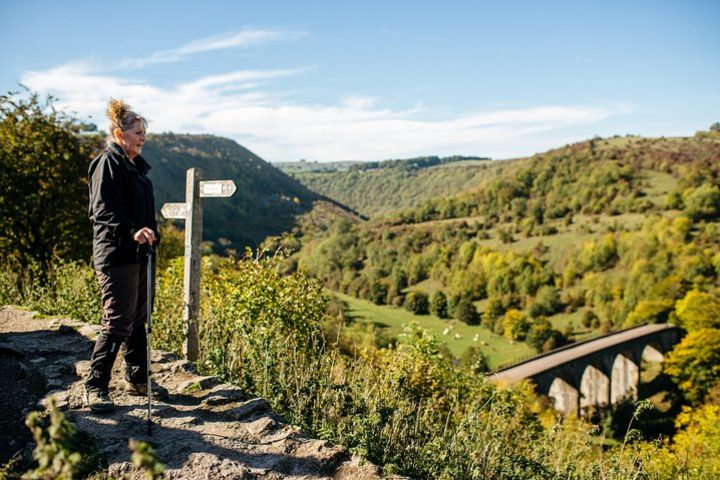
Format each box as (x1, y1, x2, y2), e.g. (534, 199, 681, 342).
(133, 227, 157, 245)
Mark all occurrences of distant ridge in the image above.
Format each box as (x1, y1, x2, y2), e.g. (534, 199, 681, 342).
(279, 155, 493, 217)
(142, 133, 362, 252)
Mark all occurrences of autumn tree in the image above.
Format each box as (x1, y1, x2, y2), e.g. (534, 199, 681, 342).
(664, 328, 720, 405)
(675, 290, 720, 330)
(502, 309, 529, 341)
(0, 91, 99, 266)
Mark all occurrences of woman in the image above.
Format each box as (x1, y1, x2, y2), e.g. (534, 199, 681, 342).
(85, 99, 167, 412)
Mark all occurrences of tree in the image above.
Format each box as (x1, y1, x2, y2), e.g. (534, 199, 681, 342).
(649, 404, 720, 478)
(664, 328, 720, 405)
(369, 280, 388, 305)
(481, 296, 504, 329)
(526, 317, 566, 352)
(502, 309, 529, 341)
(455, 297, 479, 325)
(0, 91, 98, 266)
(530, 285, 562, 317)
(623, 299, 674, 327)
(404, 291, 429, 315)
(675, 290, 720, 330)
(682, 184, 720, 221)
(430, 291, 449, 318)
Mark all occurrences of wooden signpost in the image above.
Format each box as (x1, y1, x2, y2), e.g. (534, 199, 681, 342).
(161, 167, 237, 361)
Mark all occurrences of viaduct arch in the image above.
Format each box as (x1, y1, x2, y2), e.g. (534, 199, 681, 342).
(490, 323, 682, 415)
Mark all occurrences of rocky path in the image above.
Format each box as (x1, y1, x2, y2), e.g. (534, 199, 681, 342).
(0, 306, 382, 479)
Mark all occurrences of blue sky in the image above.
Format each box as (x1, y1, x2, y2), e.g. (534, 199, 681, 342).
(2, 0, 718, 162)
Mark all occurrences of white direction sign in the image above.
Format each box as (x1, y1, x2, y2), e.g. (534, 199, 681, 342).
(199, 180, 237, 198)
(161, 202, 188, 219)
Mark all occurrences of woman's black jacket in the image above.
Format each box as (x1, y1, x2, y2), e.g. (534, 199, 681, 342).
(88, 142, 158, 273)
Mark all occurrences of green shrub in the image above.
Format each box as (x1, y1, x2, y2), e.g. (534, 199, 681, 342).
(429, 290, 448, 318)
(22, 401, 104, 479)
(403, 291, 429, 315)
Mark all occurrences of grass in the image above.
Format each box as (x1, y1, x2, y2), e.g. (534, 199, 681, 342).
(404, 278, 444, 295)
(333, 291, 534, 368)
(641, 169, 677, 206)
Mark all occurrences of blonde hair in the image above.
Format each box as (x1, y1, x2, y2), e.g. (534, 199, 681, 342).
(106, 98, 147, 144)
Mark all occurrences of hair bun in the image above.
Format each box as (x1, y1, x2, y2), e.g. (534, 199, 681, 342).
(106, 98, 131, 125)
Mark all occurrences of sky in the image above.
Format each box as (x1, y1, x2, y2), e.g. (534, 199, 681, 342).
(1, 0, 719, 162)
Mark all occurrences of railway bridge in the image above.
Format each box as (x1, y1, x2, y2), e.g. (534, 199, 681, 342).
(490, 323, 682, 415)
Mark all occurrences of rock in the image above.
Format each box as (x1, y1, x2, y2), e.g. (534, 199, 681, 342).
(244, 416, 278, 436)
(201, 384, 247, 406)
(168, 360, 197, 375)
(79, 325, 100, 338)
(178, 376, 219, 393)
(226, 398, 270, 421)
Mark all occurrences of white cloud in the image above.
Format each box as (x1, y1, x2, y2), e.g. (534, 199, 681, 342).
(20, 57, 630, 162)
(340, 95, 380, 110)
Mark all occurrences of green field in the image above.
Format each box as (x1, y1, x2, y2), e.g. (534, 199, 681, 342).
(333, 291, 534, 369)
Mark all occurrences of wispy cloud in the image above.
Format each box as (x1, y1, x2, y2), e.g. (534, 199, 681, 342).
(110, 28, 306, 70)
(19, 34, 630, 162)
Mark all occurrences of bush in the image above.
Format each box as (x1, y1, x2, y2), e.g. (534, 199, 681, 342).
(581, 309, 598, 328)
(502, 309, 529, 341)
(0, 258, 101, 324)
(403, 291, 429, 315)
(665, 328, 720, 405)
(455, 297, 479, 325)
(0, 91, 98, 267)
(369, 280, 388, 305)
(429, 290, 449, 318)
(675, 290, 720, 330)
(531, 285, 562, 316)
(623, 299, 674, 327)
(22, 401, 104, 479)
(527, 317, 567, 352)
(648, 404, 720, 478)
(682, 184, 720, 221)
(459, 346, 489, 374)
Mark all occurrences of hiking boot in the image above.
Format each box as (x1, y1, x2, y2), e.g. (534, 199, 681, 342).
(124, 379, 169, 400)
(83, 386, 115, 413)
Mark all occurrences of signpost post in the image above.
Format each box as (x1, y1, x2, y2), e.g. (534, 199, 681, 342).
(161, 167, 237, 361)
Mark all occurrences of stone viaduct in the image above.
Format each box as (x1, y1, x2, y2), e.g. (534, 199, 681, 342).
(489, 323, 683, 415)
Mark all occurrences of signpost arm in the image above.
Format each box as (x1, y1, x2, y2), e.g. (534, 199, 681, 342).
(183, 167, 203, 361)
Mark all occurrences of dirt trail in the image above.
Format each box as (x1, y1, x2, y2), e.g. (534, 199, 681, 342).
(0, 306, 384, 479)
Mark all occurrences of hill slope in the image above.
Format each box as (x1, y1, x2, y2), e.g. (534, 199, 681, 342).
(279, 156, 493, 218)
(143, 134, 360, 251)
(285, 133, 720, 362)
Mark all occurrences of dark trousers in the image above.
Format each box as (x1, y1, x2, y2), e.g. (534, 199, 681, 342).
(86, 261, 155, 392)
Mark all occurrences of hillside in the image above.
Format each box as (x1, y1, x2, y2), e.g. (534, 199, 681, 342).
(143, 134, 361, 252)
(284, 132, 720, 363)
(278, 156, 493, 218)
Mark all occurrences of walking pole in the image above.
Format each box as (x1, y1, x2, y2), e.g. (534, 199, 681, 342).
(146, 243, 154, 435)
